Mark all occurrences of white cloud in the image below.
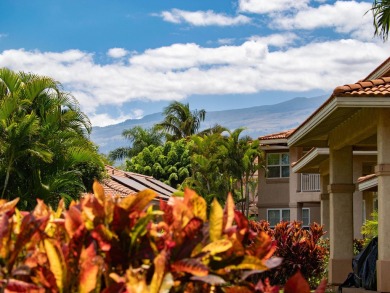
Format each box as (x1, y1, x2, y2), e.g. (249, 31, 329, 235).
(1, 39, 389, 126)
(249, 33, 298, 47)
(271, 1, 373, 40)
(107, 48, 128, 58)
(89, 110, 144, 127)
(238, 0, 309, 14)
(160, 9, 251, 26)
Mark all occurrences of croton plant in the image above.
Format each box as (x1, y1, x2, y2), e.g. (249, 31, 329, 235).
(0, 181, 326, 292)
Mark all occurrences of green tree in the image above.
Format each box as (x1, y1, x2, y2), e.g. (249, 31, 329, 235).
(0, 68, 104, 208)
(157, 101, 206, 140)
(183, 133, 229, 205)
(371, 0, 390, 41)
(109, 126, 164, 161)
(126, 139, 191, 187)
(219, 128, 263, 216)
(184, 128, 263, 213)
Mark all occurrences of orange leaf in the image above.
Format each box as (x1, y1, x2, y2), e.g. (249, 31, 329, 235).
(93, 179, 105, 206)
(78, 242, 102, 293)
(224, 193, 235, 231)
(171, 258, 209, 277)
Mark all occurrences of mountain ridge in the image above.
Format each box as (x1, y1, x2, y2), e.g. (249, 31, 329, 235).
(91, 95, 328, 154)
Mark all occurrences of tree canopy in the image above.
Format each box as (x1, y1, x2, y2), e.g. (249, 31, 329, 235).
(371, 0, 390, 41)
(0, 68, 104, 209)
(156, 101, 206, 140)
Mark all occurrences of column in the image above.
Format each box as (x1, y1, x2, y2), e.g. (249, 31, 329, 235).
(289, 202, 303, 222)
(320, 174, 329, 238)
(376, 109, 390, 292)
(328, 146, 354, 285)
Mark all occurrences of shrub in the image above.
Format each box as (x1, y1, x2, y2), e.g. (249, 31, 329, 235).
(361, 210, 378, 246)
(250, 220, 328, 288)
(0, 183, 326, 292)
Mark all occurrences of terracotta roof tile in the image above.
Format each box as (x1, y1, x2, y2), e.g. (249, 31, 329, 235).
(291, 58, 390, 142)
(259, 129, 295, 140)
(357, 173, 376, 183)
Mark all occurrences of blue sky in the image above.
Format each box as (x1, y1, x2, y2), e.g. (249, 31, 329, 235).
(0, 0, 389, 126)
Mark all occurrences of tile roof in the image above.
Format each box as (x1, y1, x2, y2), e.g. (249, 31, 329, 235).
(290, 59, 390, 141)
(357, 173, 377, 184)
(259, 129, 295, 140)
(333, 77, 390, 96)
(84, 165, 175, 201)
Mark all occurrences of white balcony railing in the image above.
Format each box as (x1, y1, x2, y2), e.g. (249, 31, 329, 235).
(300, 173, 320, 192)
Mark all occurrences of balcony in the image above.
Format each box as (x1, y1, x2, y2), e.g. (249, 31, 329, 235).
(300, 173, 320, 192)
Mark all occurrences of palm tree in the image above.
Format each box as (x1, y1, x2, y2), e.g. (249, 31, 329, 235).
(219, 128, 263, 216)
(157, 101, 206, 140)
(109, 126, 164, 161)
(0, 68, 104, 207)
(371, 0, 390, 41)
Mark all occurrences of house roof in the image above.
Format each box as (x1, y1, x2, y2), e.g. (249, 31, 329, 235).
(357, 173, 378, 192)
(288, 58, 390, 147)
(100, 165, 175, 201)
(259, 129, 295, 140)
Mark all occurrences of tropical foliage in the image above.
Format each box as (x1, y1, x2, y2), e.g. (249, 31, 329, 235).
(371, 0, 390, 41)
(185, 128, 263, 214)
(0, 68, 104, 209)
(361, 210, 378, 246)
(156, 101, 206, 140)
(126, 139, 191, 187)
(108, 126, 164, 161)
(250, 220, 328, 289)
(0, 182, 326, 292)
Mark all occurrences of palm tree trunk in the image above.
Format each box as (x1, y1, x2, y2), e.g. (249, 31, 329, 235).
(2, 160, 13, 198)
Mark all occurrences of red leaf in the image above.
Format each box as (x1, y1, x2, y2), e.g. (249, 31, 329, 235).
(284, 271, 310, 293)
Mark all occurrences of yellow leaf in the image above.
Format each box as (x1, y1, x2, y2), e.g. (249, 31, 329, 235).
(149, 250, 167, 293)
(225, 255, 267, 271)
(44, 239, 64, 292)
(120, 189, 157, 212)
(191, 193, 207, 222)
(202, 239, 232, 255)
(209, 198, 223, 242)
(224, 193, 235, 231)
(93, 180, 105, 206)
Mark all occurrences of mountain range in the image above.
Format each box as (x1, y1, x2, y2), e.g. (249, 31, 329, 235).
(91, 95, 328, 154)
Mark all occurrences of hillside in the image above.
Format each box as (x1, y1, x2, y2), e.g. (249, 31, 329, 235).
(91, 95, 328, 154)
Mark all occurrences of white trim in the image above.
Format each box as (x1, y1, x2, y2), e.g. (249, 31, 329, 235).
(288, 98, 338, 147)
(259, 138, 288, 145)
(288, 96, 390, 147)
(260, 145, 289, 150)
(366, 62, 390, 80)
(292, 148, 329, 173)
(358, 176, 378, 191)
(292, 149, 377, 174)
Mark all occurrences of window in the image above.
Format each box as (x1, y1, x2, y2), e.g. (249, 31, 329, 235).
(302, 208, 310, 227)
(267, 153, 290, 178)
(267, 209, 290, 226)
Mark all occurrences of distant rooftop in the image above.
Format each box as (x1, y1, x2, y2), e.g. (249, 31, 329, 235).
(99, 165, 176, 201)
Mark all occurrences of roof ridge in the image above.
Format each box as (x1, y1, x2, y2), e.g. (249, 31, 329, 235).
(333, 77, 390, 95)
